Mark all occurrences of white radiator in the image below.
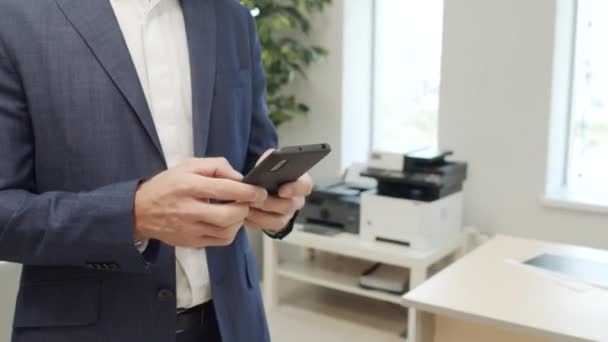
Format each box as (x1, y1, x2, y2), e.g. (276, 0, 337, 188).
(0, 262, 20, 342)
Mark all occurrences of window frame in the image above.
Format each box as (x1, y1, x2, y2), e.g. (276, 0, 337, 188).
(544, 0, 608, 213)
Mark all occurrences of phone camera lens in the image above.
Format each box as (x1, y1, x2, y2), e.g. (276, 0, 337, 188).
(270, 160, 288, 172)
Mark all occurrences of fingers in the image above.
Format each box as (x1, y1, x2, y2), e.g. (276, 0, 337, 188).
(181, 221, 243, 247)
(184, 157, 243, 181)
(277, 173, 313, 198)
(245, 208, 292, 231)
(178, 158, 268, 202)
(196, 220, 243, 247)
(251, 196, 305, 215)
(196, 222, 241, 241)
(185, 174, 268, 203)
(182, 201, 250, 228)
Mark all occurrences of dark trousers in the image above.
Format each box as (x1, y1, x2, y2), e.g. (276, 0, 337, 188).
(176, 303, 222, 342)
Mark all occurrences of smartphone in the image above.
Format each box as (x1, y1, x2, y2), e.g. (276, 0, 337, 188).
(243, 143, 331, 194)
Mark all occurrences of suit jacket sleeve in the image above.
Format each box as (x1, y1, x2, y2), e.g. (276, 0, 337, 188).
(0, 38, 158, 274)
(244, 12, 296, 240)
(243, 11, 279, 173)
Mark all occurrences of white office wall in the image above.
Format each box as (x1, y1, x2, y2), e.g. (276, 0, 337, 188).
(439, 0, 608, 249)
(283, 0, 608, 249)
(277, 0, 374, 175)
(277, 1, 345, 179)
(254, 0, 375, 266)
(250, 1, 346, 265)
(0, 262, 20, 342)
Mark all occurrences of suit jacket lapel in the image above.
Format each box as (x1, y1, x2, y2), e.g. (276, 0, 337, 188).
(55, 0, 166, 163)
(181, 0, 217, 157)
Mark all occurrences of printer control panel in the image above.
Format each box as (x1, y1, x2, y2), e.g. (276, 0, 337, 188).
(360, 151, 467, 202)
(361, 169, 445, 186)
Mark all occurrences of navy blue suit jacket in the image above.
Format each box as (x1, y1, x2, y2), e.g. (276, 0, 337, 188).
(0, 0, 278, 341)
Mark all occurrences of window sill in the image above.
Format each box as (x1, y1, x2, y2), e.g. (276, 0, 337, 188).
(543, 186, 608, 215)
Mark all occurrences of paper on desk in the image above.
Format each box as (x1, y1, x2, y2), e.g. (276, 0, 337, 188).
(504, 257, 608, 293)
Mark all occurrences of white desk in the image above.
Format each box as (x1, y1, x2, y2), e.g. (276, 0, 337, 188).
(403, 235, 608, 342)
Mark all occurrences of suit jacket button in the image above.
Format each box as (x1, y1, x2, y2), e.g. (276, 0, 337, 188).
(157, 289, 175, 302)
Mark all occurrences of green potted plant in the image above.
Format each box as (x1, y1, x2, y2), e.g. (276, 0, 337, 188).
(241, 0, 331, 127)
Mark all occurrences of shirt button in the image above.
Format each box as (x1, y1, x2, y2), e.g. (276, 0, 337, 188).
(157, 289, 176, 302)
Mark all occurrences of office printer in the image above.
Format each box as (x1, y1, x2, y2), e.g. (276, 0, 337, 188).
(297, 164, 376, 235)
(360, 149, 467, 250)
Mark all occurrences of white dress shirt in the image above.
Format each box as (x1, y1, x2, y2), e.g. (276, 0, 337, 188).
(109, 0, 211, 309)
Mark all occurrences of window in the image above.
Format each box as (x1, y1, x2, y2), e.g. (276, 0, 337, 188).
(371, 0, 444, 153)
(546, 0, 608, 210)
(568, 0, 608, 191)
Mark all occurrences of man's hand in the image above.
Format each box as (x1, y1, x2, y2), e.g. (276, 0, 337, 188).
(245, 150, 314, 232)
(134, 158, 268, 248)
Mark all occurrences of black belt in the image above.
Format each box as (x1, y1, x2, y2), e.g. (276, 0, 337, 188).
(176, 301, 215, 334)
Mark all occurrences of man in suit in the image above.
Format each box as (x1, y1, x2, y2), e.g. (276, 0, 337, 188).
(0, 0, 312, 341)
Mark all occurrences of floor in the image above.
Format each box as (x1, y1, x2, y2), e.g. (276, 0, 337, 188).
(267, 280, 407, 342)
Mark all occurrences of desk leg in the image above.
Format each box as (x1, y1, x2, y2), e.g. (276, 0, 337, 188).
(411, 311, 434, 342)
(408, 267, 431, 342)
(263, 236, 279, 311)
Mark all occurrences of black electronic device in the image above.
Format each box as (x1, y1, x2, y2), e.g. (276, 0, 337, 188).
(361, 149, 467, 202)
(297, 179, 372, 235)
(243, 144, 331, 194)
